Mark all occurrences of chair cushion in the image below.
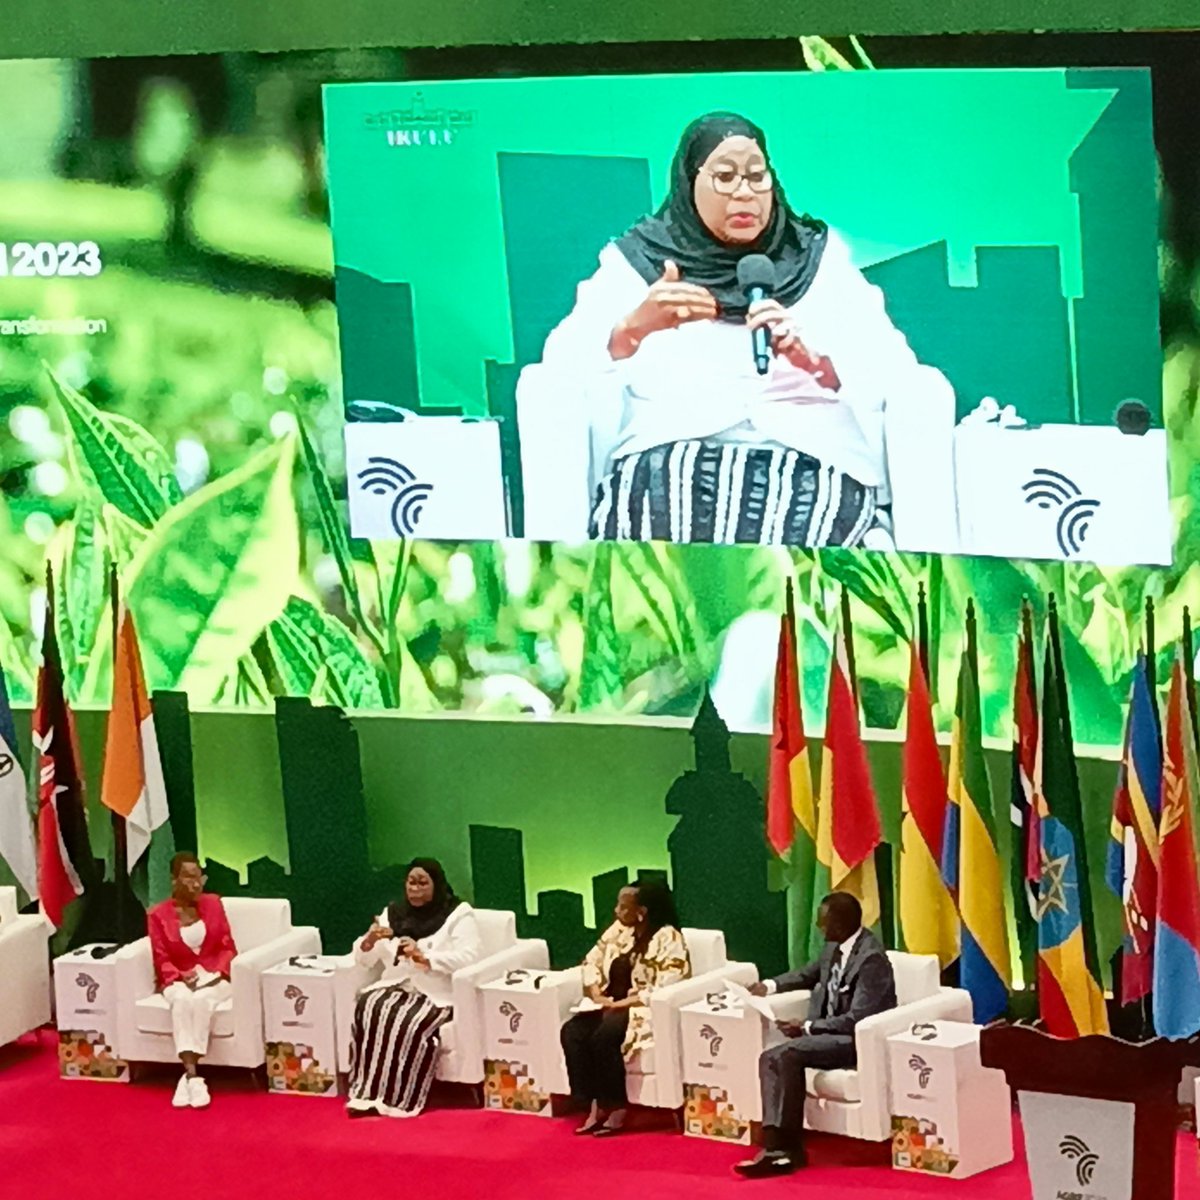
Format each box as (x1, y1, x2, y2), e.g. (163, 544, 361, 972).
(437, 1021, 458, 1055)
(681, 928, 727, 976)
(222, 898, 290, 952)
(135, 993, 235, 1038)
(888, 952, 940, 1006)
(807, 1068, 860, 1103)
(473, 909, 516, 957)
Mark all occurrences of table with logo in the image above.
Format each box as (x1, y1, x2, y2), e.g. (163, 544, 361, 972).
(679, 988, 765, 1144)
(53, 943, 129, 1082)
(887, 1020, 1012, 1179)
(479, 967, 573, 1115)
(261, 955, 342, 1097)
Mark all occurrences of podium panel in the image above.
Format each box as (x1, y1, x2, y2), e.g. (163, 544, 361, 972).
(53, 945, 129, 1083)
(954, 424, 1170, 565)
(262, 957, 340, 1097)
(1019, 1091, 1135, 1200)
(345, 418, 507, 540)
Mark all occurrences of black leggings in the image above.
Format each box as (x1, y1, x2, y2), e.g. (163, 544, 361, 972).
(560, 1009, 630, 1108)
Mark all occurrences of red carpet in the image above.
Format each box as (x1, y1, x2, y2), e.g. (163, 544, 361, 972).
(4, 1031, 1199, 1199)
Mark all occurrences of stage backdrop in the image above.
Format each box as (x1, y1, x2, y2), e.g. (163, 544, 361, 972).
(0, 36, 1196, 751)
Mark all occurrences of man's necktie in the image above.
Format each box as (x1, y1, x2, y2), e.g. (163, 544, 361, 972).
(824, 948, 844, 1018)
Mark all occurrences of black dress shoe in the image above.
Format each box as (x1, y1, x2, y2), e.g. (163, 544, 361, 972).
(734, 1149, 804, 1178)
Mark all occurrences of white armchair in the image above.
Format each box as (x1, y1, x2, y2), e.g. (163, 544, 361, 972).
(762, 950, 973, 1142)
(113, 897, 320, 1069)
(332, 908, 549, 1086)
(531, 926, 757, 1109)
(0, 886, 51, 1048)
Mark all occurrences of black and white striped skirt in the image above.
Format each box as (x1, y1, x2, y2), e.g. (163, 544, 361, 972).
(588, 439, 876, 546)
(346, 984, 451, 1118)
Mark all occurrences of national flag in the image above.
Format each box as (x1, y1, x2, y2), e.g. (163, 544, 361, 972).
(767, 582, 815, 857)
(101, 601, 173, 905)
(0, 662, 37, 900)
(1152, 653, 1200, 1039)
(1034, 601, 1108, 1037)
(899, 613, 957, 967)
(942, 600, 1010, 1022)
(1010, 601, 1039, 984)
(811, 592, 881, 956)
(34, 575, 91, 928)
(1106, 653, 1161, 1005)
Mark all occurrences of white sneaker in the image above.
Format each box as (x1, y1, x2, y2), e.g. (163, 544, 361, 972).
(187, 1075, 211, 1108)
(172, 1074, 191, 1108)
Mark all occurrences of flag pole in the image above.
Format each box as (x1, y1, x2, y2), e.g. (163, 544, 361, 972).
(109, 564, 134, 944)
(917, 581, 930, 680)
(1183, 607, 1198, 751)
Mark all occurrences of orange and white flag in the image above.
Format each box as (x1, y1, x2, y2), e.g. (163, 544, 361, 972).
(101, 607, 169, 871)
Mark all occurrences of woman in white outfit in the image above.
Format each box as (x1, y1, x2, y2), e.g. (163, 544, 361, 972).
(539, 110, 955, 548)
(147, 852, 237, 1109)
(346, 859, 482, 1117)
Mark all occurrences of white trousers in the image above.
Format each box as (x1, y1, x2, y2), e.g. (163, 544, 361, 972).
(162, 980, 233, 1057)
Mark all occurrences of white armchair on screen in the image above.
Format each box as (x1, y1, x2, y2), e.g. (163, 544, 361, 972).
(514, 361, 959, 553)
(331, 908, 549, 1086)
(533, 927, 758, 1109)
(761, 950, 973, 1142)
(0, 885, 51, 1048)
(113, 897, 320, 1070)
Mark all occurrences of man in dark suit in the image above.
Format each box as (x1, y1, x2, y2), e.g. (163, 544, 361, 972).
(735, 891, 897, 1178)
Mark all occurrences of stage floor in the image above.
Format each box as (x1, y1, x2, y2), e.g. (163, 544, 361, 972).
(4, 1032, 1198, 1199)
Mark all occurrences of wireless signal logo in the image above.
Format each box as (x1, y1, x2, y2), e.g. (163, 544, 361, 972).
(357, 457, 433, 537)
(908, 1054, 932, 1089)
(1059, 1135, 1099, 1186)
(1021, 468, 1099, 557)
(699, 1024, 724, 1057)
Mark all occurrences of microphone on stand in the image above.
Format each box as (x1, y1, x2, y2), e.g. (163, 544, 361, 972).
(1114, 399, 1151, 436)
(736, 254, 777, 377)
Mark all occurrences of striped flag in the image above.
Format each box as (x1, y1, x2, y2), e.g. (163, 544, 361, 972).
(101, 602, 172, 904)
(35, 575, 90, 928)
(811, 592, 881, 956)
(1152, 652, 1200, 1039)
(0, 661, 37, 900)
(767, 582, 815, 857)
(1106, 653, 1161, 1005)
(1010, 602, 1039, 984)
(943, 600, 1010, 1022)
(899, 604, 958, 966)
(1035, 600, 1108, 1037)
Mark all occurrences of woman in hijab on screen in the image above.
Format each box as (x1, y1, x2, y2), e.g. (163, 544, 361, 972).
(346, 858, 482, 1117)
(538, 111, 954, 548)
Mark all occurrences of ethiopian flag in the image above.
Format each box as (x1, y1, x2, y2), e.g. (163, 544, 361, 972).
(811, 595, 881, 957)
(942, 602, 1010, 1022)
(101, 602, 173, 906)
(1035, 602, 1108, 1037)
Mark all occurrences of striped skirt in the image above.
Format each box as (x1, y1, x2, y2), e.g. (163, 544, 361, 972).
(588, 439, 876, 546)
(346, 984, 451, 1118)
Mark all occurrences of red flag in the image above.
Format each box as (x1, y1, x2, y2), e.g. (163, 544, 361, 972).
(34, 575, 89, 928)
(767, 585, 814, 856)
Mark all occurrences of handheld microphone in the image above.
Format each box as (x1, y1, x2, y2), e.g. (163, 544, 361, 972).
(737, 254, 777, 377)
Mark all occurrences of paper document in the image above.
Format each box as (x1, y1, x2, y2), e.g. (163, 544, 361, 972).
(723, 978, 775, 1020)
(570, 997, 603, 1014)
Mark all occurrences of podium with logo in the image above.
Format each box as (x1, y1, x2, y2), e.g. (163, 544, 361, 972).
(479, 968, 573, 1115)
(262, 956, 341, 1097)
(53, 944, 129, 1082)
(679, 990, 766, 1144)
(981, 1023, 1200, 1200)
(887, 1020, 1012, 1178)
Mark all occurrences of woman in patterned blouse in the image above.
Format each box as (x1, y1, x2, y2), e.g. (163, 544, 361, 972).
(560, 880, 691, 1135)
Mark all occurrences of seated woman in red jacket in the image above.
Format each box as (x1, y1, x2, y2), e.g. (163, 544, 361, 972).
(147, 852, 237, 1109)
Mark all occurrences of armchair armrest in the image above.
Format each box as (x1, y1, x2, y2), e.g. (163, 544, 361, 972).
(761, 990, 812, 1023)
(648, 962, 759, 1016)
(114, 937, 156, 1001)
(231, 927, 322, 1013)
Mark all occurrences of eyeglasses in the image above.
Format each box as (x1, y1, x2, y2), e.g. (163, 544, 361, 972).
(705, 167, 773, 195)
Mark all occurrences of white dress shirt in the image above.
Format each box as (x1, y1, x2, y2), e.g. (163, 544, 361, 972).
(539, 232, 955, 495)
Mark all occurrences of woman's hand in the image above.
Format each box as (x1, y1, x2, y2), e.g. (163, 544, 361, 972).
(585, 984, 606, 1005)
(359, 924, 393, 953)
(409, 948, 431, 970)
(396, 936, 417, 957)
(746, 300, 840, 389)
(609, 260, 719, 360)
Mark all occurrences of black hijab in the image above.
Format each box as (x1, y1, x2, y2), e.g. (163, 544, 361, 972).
(616, 111, 828, 321)
(386, 858, 460, 941)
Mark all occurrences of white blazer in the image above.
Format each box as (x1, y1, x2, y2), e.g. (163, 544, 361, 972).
(355, 902, 482, 1008)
